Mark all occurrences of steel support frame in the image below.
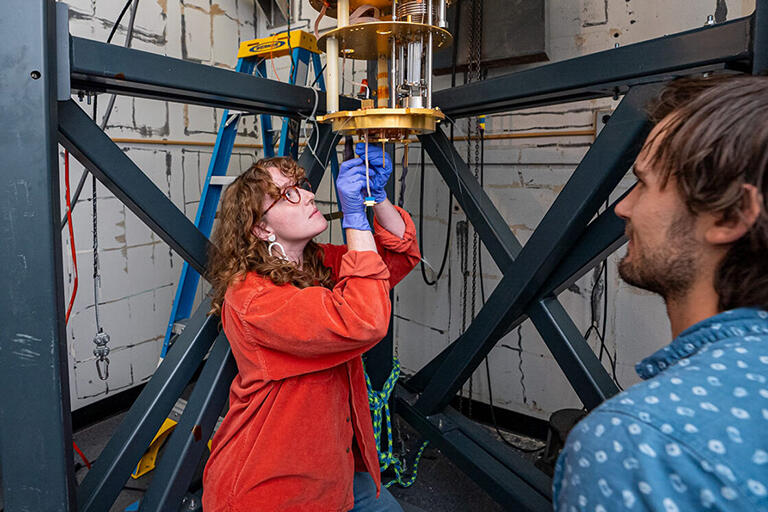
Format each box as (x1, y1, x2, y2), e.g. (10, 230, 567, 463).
(434, 15, 753, 117)
(69, 36, 360, 116)
(3, 2, 343, 508)
(1, 2, 765, 511)
(398, 6, 765, 511)
(0, 1, 77, 510)
(413, 83, 656, 416)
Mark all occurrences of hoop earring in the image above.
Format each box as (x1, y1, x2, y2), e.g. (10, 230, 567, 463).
(267, 233, 289, 261)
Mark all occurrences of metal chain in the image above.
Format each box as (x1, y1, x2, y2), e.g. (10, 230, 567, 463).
(465, 0, 484, 419)
(91, 97, 110, 381)
(456, 219, 469, 414)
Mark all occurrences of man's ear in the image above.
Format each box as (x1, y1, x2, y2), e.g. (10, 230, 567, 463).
(704, 184, 762, 246)
(251, 222, 272, 242)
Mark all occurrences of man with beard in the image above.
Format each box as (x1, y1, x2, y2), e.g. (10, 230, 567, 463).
(553, 75, 768, 511)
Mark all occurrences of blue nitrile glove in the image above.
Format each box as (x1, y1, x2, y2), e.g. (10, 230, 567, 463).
(355, 142, 393, 203)
(337, 157, 371, 231)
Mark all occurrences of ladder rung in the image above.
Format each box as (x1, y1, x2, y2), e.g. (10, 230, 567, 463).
(209, 176, 237, 186)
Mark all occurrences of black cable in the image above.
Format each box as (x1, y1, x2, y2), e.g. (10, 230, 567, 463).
(484, 357, 544, 453)
(583, 256, 624, 391)
(308, 63, 327, 88)
(417, 1, 461, 286)
(418, 146, 452, 285)
(106, 0, 135, 44)
(470, 119, 542, 452)
(286, 0, 296, 80)
(63, 0, 139, 231)
(398, 151, 408, 208)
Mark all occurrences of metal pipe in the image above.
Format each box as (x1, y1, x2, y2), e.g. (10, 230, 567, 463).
(326, 0, 348, 113)
(107, 129, 597, 148)
(426, 31, 433, 108)
(426, 0, 434, 108)
(326, 37, 340, 112)
(438, 0, 447, 28)
(390, 38, 397, 107)
(337, 0, 349, 26)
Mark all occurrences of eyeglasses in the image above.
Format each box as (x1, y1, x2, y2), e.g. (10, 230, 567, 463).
(263, 178, 312, 216)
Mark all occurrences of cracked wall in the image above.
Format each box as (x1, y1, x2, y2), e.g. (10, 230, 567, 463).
(393, 0, 758, 420)
(60, 0, 757, 421)
(61, 0, 259, 409)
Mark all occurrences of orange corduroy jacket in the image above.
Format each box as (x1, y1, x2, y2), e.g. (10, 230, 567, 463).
(202, 206, 420, 512)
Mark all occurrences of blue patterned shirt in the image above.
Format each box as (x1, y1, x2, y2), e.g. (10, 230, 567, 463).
(554, 308, 768, 511)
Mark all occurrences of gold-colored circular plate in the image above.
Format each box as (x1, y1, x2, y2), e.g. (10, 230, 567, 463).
(317, 21, 452, 60)
(309, 0, 393, 18)
(317, 107, 445, 140)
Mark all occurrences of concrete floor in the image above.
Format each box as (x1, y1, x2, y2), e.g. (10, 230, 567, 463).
(0, 411, 544, 511)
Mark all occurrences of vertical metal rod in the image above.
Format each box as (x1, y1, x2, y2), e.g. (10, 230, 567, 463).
(337, 0, 349, 26)
(426, 1, 434, 109)
(0, 1, 77, 509)
(438, 0, 447, 27)
(398, 44, 405, 95)
(326, 37, 340, 112)
(390, 38, 397, 108)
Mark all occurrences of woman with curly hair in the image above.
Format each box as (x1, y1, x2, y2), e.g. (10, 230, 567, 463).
(202, 146, 420, 512)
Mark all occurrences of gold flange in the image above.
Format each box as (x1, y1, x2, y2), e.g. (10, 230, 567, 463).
(317, 21, 452, 60)
(317, 107, 445, 141)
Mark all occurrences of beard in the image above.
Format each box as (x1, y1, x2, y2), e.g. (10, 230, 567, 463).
(618, 210, 698, 302)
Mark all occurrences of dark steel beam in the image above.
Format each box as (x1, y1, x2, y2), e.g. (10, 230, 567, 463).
(69, 36, 359, 116)
(543, 191, 629, 298)
(407, 190, 628, 393)
(139, 332, 236, 512)
(58, 99, 210, 276)
(419, 129, 521, 267)
(434, 16, 752, 118)
(755, 0, 768, 74)
(499, 86, 655, 324)
(413, 86, 657, 414)
(0, 1, 77, 510)
(77, 301, 218, 512)
(396, 388, 552, 511)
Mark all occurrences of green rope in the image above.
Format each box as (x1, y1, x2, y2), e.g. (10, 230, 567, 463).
(364, 357, 429, 488)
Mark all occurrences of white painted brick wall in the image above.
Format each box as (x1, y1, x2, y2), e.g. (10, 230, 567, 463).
(60, 0, 757, 419)
(61, 0, 258, 409)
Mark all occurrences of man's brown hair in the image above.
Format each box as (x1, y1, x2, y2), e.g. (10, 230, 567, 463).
(644, 74, 768, 311)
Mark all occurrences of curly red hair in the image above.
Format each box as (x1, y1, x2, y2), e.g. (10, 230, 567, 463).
(206, 157, 333, 317)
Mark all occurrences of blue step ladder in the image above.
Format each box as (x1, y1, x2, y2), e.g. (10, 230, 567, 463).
(161, 30, 340, 359)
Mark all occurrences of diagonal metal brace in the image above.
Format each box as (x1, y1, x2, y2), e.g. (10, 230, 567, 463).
(413, 85, 659, 415)
(77, 300, 219, 512)
(406, 190, 628, 393)
(57, 99, 210, 276)
(139, 331, 236, 512)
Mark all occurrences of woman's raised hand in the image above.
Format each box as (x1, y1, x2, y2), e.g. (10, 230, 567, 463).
(355, 142, 392, 204)
(337, 157, 371, 231)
